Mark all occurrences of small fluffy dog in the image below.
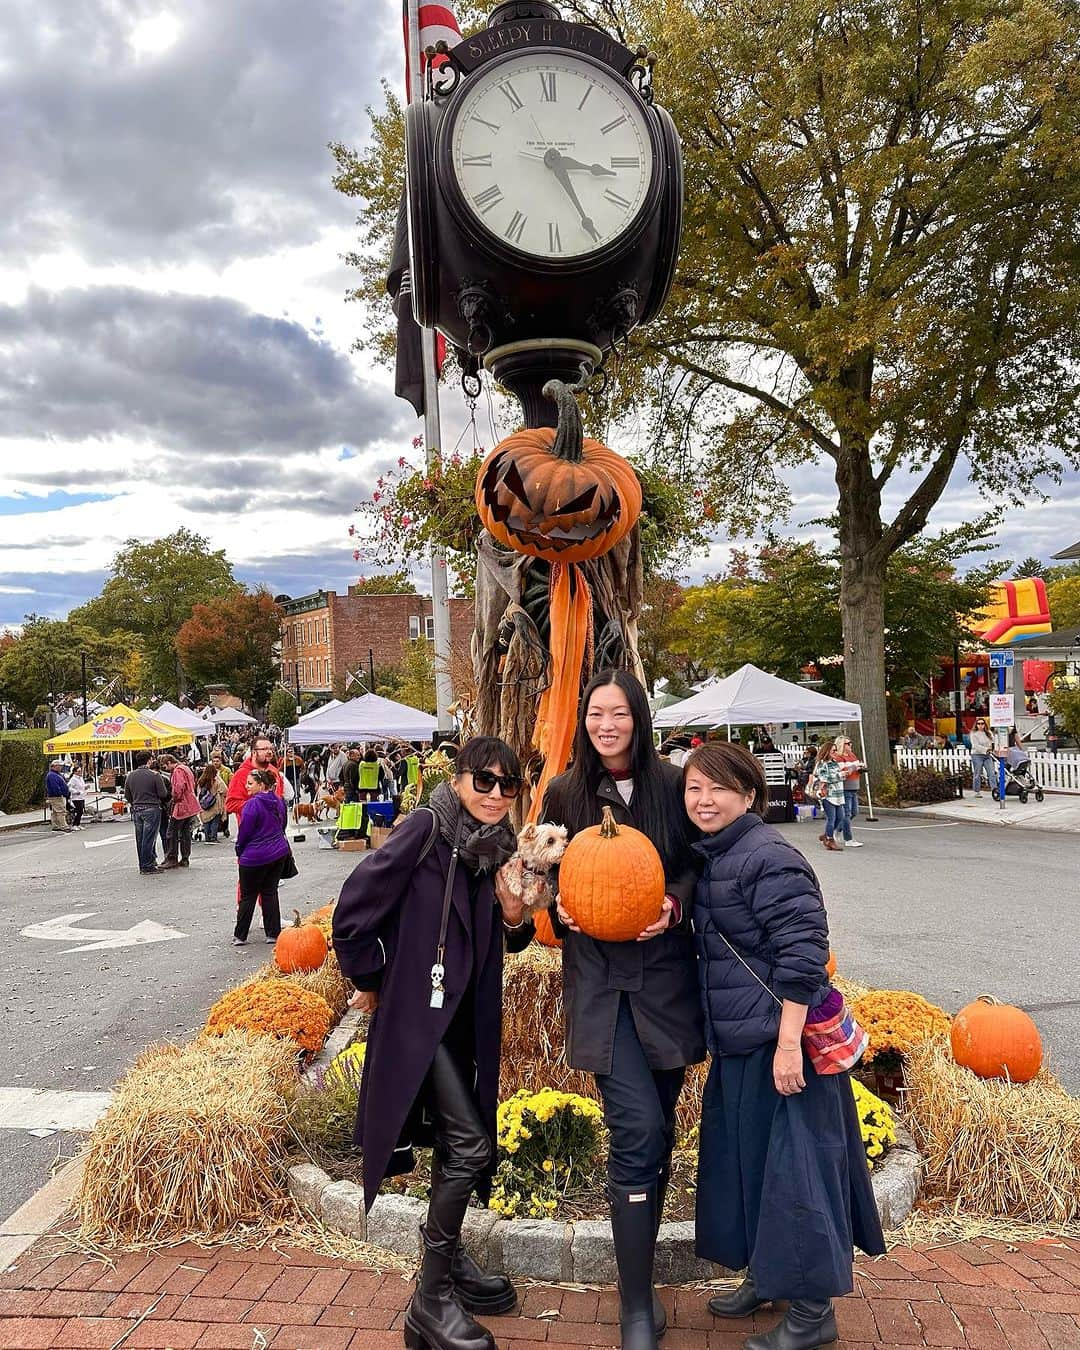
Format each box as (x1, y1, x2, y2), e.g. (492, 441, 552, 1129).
(294, 802, 319, 824)
(495, 821, 568, 920)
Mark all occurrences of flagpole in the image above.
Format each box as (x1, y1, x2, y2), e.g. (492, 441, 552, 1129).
(406, 0, 455, 733)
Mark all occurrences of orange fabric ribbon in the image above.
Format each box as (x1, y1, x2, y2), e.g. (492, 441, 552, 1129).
(528, 562, 591, 824)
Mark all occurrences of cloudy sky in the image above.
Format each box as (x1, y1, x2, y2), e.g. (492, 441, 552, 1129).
(1, 0, 1077, 632)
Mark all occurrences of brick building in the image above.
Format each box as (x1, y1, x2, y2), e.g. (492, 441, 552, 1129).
(279, 589, 472, 695)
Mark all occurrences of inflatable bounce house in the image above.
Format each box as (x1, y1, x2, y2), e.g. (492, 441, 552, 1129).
(971, 576, 1053, 646)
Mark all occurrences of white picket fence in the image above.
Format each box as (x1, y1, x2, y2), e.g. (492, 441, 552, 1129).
(895, 746, 1080, 794)
(776, 742, 1080, 792)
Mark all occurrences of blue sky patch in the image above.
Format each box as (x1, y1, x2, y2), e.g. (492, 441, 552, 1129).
(0, 491, 116, 516)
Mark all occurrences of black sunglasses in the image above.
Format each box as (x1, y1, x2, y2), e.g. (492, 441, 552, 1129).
(470, 769, 522, 798)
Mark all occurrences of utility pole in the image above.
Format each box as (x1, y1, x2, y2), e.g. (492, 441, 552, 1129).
(81, 651, 89, 724)
(406, 0, 454, 731)
(369, 648, 375, 695)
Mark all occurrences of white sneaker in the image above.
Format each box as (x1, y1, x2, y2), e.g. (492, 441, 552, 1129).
(846, 839, 865, 848)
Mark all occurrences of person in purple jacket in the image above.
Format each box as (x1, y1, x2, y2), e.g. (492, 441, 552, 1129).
(233, 769, 290, 946)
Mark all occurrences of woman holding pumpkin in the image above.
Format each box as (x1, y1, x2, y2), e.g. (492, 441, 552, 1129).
(333, 736, 534, 1350)
(544, 669, 705, 1350)
(683, 742, 884, 1350)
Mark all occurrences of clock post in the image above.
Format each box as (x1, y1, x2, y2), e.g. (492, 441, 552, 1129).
(404, 0, 682, 788)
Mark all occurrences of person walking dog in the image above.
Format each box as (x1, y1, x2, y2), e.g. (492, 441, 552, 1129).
(333, 736, 533, 1350)
(684, 742, 884, 1349)
(545, 670, 705, 1350)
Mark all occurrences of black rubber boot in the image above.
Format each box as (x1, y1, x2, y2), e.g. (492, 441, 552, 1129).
(404, 1226, 495, 1350)
(609, 1182, 660, 1350)
(707, 1274, 769, 1319)
(743, 1299, 837, 1350)
(449, 1240, 517, 1315)
(651, 1162, 670, 1339)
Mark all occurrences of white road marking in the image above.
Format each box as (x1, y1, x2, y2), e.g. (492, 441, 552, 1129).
(0, 1087, 112, 1132)
(20, 911, 186, 953)
(82, 834, 130, 849)
(854, 823, 961, 831)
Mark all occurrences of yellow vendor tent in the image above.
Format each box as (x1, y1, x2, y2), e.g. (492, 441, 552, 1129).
(43, 703, 193, 755)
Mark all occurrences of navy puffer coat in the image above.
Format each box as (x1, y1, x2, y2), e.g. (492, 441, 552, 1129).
(693, 813, 830, 1056)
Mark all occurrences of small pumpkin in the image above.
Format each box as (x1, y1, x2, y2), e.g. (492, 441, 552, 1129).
(950, 995, 1043, 1082)
(826, 950, 837, 979)
(559, 806, 664, 942)
(533, 907, 562, 949)
(275, 908, 328, 974)
(475, 379, 642, 563)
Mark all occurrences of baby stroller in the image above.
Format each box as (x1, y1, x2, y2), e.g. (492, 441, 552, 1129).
(991, 755, 1045, 803)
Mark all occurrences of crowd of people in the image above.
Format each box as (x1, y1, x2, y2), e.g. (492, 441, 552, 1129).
(334, 669, 883, 1350)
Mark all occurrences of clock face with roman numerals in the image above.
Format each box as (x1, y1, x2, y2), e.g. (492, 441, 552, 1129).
(447, 52, 655, 261)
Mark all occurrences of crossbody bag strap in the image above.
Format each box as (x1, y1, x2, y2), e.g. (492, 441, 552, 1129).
(714, 928, 783, 1008)
(429, 815, 463, 1010)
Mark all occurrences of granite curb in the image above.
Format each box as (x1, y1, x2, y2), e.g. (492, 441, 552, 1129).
(288, 1124, 923, 1283)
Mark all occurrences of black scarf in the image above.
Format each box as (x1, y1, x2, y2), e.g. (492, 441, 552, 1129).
(428, 781, 516, 875)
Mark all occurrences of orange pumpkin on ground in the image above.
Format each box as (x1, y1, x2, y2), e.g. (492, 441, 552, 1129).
(274, 909, 328, 974)
(558, 806, 664, 943)
(475, 379, 642, 564)
(826, 950, 837, 979)
(950, 995, 1043, 1082)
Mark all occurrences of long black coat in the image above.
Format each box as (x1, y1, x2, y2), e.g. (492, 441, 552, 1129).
(542, 764, 706, 1075)
(333, 810, 533, 1210)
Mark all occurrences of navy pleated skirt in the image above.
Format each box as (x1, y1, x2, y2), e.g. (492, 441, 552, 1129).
(695, 1044, 886, 1301)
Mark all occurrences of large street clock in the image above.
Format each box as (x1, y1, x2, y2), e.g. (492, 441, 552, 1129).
(406, 0, 682, 424)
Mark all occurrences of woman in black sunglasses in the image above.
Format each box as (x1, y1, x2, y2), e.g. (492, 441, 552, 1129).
(543, 670, 705, 1350)
(333, 736, 532, 1350)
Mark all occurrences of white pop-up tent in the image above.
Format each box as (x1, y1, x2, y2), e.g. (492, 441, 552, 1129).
(654, 664, 861, 730)
(297, 698, 342, 723)
(286, 693, 437, 745)
(143, 702, 213, 734)
(209, 706, 258, 726)
(655, 664, 874, 816)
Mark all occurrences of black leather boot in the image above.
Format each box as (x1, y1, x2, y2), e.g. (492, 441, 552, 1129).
(449, 1239, 517, 1315)
(743, 1299, 837, 1350)
(707, 1274, 769, 1319)
(404, 1226, 495, 1350)
(427, 1158, 517, 1315)
(609, 1182, 660, 1350)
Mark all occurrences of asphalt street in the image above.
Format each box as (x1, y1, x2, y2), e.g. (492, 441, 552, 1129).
(0, 810, 1076, 1226)
(0, 817, 361, 1224)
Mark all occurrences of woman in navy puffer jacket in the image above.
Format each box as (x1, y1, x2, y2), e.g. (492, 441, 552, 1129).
(684, 743, 883, 1350)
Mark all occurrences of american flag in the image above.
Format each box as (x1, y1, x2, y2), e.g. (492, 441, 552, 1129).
(404, 2, 462, 93)
(388, 0, 460, 415)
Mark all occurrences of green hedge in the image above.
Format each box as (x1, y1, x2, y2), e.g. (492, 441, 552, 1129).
(0, 730, 51, 813)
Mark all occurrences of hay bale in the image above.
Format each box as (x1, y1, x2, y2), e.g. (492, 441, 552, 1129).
(501, 946, 706, 1143)
(77, 1030, 299, 1245)
(256, 951, 353, 1017)
(904, 1039, 1080, 1224)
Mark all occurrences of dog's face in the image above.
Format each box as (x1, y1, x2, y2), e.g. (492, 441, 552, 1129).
(516, 821, 569, 868)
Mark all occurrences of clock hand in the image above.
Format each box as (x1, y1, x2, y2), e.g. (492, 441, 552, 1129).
(517, 150, 616, 176)
(559, 155, 617, 177)
(543, 148, 600, 242)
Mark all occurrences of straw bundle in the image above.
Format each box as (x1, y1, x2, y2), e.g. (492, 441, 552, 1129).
(904, 1039, 1080, 1224)
(500, 947, 707, 1141)
(256, 951, 353, 1017)
(77, 1029, 299, 1245)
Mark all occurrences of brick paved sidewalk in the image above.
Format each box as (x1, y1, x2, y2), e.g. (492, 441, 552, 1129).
(2, 1234, 1079, 1349)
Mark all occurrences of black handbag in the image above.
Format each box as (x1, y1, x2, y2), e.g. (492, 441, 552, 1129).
(281, 850, 299, 880)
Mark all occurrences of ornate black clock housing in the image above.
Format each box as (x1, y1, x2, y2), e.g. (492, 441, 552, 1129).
(406, 0, 682, 425)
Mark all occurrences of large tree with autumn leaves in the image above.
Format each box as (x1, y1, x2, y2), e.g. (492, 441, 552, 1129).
(334, 0, 1079, 777)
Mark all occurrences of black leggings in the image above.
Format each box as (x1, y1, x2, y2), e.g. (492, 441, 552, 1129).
(71, 800, 85, 827)
(422, 1043, 492, 1252)
(235, 857, 286, 941)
